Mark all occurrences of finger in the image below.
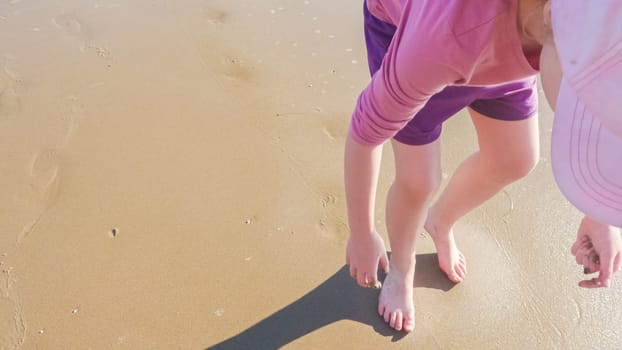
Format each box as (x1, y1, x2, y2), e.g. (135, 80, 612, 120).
(571, 239, 582, 255)
(613, 253, 621, 274)
(379, 253, 390, 274)
(591, 251, 600, 265)
(581, 253, 592, 271)
(360, 271, 380, 288)
(581, 239, 593, 250)
(578, 248, 595, 266)
(583, 252, 599, 274)
(586, 250, 600, 274)
(576, 248, 589, 265)
(579, 278, 604, 288)
(350, 265, 357, 279)
(357, 272, 369, 288)
(578, 241, 594, 257)
(598, 250, 614, 287)
(366, 271, 381, 289)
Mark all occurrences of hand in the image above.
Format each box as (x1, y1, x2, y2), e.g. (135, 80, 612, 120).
(346, 231, 390, 289)
(571, 216, 622, 288)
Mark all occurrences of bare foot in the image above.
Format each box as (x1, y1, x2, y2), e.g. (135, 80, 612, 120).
(424, 215, 467, 283)
(378, 267, 415, 332)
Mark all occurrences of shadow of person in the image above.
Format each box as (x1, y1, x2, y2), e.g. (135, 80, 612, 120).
(205, 253, 454, 349)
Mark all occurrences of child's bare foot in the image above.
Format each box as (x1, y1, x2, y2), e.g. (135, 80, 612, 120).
(378, 266, 415, 332)
(424, 214, 466, 283)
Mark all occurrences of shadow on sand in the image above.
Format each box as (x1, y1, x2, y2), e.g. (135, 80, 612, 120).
(205, 253, 454, 349)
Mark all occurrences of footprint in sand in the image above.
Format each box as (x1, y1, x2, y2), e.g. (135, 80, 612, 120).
(0, 268, 26, 350)
(15, 148, 62, 244)
(200, 48, 256, 85)
(321, 117, 347, 140)
(13, 139, 76, 248)
(0, 81, 20, 120)
(52, 13, 91, 42)
(317, 192, 348, 242)
(0, 59, 24, 120)
(2, 57, 21, 81)
(28, 148, 61, 207)
(40, 96, 83, 149)
(196, 5, 257, 85)
(52, 13, 112, 64)
(204, 6, 228, 24)
(221, 56, 254, 83)
(317, 215, 349, 243)
(57, 96, 84, 147)
(14, 95, 81, 216)
(321, 194, 337, 208)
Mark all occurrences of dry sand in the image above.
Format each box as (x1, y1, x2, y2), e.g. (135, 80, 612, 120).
(1, 0, 621, 349)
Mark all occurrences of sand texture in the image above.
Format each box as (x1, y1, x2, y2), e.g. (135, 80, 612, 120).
(1, 0, 621, 349)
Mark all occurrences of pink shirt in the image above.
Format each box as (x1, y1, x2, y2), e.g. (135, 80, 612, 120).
(350, 0, 539, 145)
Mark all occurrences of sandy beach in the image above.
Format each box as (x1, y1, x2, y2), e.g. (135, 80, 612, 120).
(1, 0, 621, 349)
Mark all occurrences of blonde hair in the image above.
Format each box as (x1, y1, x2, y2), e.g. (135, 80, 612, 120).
(520, 0, 551, 44)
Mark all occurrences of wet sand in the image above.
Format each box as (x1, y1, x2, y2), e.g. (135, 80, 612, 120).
(1, 0, 621, 349)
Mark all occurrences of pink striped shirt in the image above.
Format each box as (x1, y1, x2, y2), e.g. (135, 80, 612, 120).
(350, 0, 539, 145)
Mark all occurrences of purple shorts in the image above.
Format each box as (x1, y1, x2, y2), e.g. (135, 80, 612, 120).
(363, 1, 538, 145)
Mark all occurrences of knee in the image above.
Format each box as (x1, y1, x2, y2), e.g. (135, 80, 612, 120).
(393, 172, 441, 204)
(491, 149, 539, 182)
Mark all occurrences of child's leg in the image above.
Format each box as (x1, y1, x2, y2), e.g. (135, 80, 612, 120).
(380, 138, 441, 332)
(426, 108, 540, 282)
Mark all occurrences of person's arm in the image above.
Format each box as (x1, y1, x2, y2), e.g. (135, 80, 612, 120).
(344, 133, 388, 288)
(571, 216, 622, 288)
(350, 3, 463, 146)
(344, 4, 464, 288)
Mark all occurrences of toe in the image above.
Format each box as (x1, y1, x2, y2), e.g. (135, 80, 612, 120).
(448, 269, 462, 283)
(403, 316, 415, 333)
(389, 311, 398, 329)
(457, 262, 467, 279)
(394, 311, 403, 331)
(384, 310, 391, 323)
(378, 302, 385, 316)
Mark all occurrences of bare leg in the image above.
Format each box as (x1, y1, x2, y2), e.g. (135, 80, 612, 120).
(379, 139, 441, 332)
(425, 108, 540, 282)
